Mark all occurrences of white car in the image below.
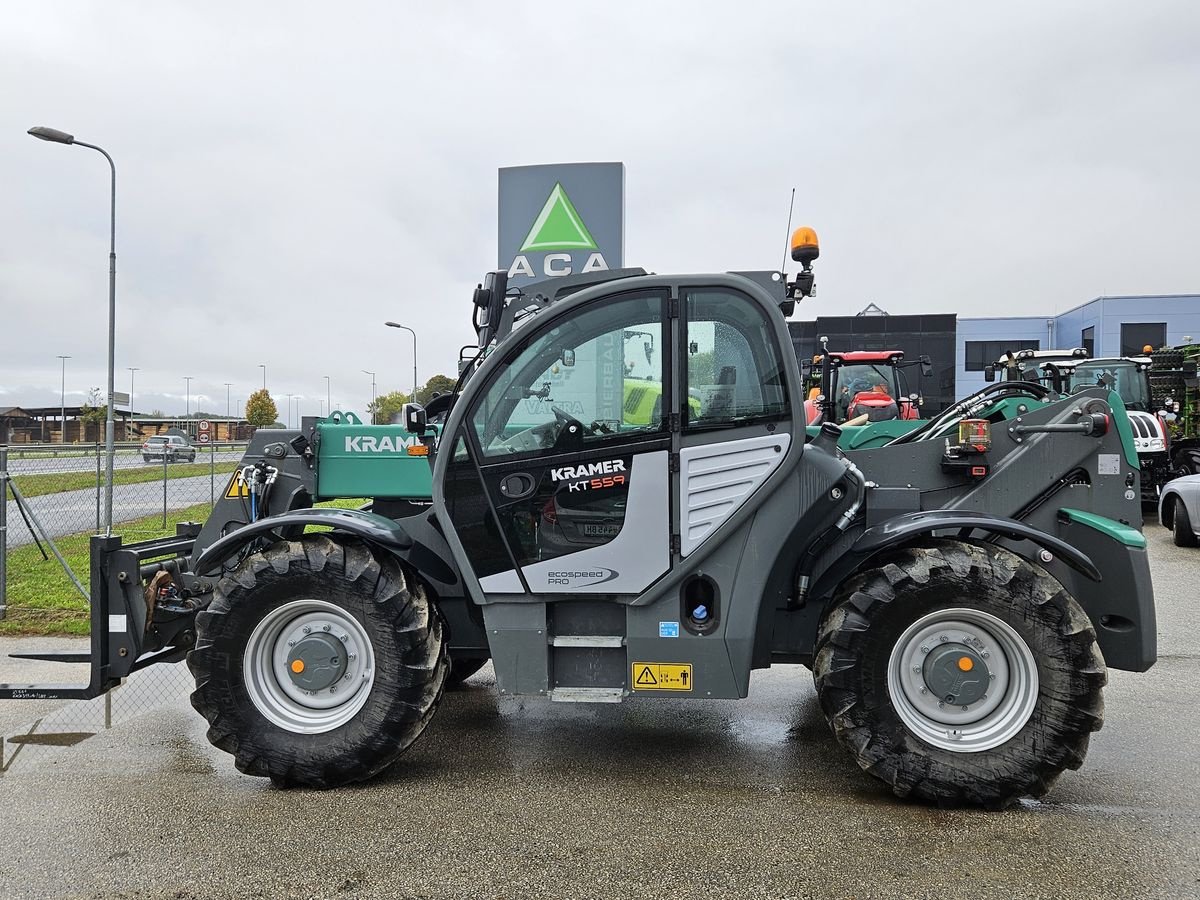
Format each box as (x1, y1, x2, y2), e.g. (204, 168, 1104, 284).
(1159, 474, 1200, 547)
(141, 434, 197, 463)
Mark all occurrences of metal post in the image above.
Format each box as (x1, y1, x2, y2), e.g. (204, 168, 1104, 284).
(385, 322, 419, 400)
(325, 375, 331, 415)
(162, 452, 168, 528)
(1, 445, 8, 621)
(95, 442, 101, 532)
(210, 444, 215, 508)
(57, 355, 70, 442)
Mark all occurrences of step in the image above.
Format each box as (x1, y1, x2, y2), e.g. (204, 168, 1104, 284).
(549, 635, 625, 648)
(548, 687, 626, 703)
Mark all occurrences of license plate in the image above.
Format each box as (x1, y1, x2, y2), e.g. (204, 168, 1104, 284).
(580, 523, 620, 537)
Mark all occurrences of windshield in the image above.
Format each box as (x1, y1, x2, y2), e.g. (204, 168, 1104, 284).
(1070, 362, 1150, 410)
(833, 364, 897, 420)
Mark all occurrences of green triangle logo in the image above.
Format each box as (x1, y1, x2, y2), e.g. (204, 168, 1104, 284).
(519, 183, 598, 252)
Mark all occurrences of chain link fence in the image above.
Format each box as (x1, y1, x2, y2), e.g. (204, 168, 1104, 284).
(0, 442, 245, 632)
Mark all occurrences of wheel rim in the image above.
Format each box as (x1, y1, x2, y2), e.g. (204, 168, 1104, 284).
(243, 599, 376, 734)
(887, 607, 1039, 753)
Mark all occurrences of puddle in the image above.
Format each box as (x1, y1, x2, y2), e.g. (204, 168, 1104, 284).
(1, 662, 192, 776)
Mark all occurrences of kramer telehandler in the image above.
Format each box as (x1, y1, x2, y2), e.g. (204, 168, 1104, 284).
(1, 228, 1156, 808)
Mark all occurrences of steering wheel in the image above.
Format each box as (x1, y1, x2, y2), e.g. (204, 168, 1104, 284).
(553, 405, 596, 434)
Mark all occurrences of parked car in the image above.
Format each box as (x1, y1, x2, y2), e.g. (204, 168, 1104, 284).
(142, 434, 196, 463)
(1159, 474, 1200, 547)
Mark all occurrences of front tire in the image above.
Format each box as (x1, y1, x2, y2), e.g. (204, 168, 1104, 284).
(813, 540, 1106, 808)
(1172, 500, 1198, 547)
(188, 535, 448, 787)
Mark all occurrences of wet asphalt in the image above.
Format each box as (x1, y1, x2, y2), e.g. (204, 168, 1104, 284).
(1, 527, 1197, 899)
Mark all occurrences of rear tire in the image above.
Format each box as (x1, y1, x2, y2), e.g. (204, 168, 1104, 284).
(1175, 449, 1200, 476)
(1172, 500, 1198, 547)
(188, 535, 448, 787)
(813, 540, 1105, 808)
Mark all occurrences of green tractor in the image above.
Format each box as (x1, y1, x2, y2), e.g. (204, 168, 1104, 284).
(2, 235, 1157, 809)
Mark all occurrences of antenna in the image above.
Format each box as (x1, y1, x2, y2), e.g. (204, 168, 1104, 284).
(779, 187, 796, 274)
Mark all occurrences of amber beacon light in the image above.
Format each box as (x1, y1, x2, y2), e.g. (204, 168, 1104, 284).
(790, 226, 820, 265)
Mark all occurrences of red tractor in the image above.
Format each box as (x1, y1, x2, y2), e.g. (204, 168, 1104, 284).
(803, 346, 933, 426)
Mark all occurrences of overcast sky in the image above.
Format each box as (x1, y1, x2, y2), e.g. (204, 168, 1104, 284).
(2, 1, 1197, 420)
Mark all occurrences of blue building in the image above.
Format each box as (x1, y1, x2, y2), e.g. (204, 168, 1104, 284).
(956, 295, 1200, 398)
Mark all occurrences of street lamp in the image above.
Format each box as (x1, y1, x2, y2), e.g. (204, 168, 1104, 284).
(56, 355, 71, 442)
(324, 375, 331, 415)
(183, 376, 193, 425)
(258, 364, 267, 390)
(285, 393, 294, 428)
(127, 366, 139, 422)
(31, 125, 118, 534)
(224, 382, 232, 418)
(362, 370, 376, 423)
(384, 321, 419, 400)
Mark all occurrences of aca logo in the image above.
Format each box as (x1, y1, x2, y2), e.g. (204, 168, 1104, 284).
(506, 182, 610, 280)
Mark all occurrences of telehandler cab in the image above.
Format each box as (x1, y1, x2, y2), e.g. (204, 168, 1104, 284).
(1, 227, 1157, 808)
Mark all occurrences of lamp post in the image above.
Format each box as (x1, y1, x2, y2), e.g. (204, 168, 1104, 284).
(224, 382, 232, 418)
(31, 126, 118, 533)
(285, 393, 294, 429)
(56, 355, 71, 442)
(127, 366, 139, 422)
(384, 321, 419, 400)
(183, 376, 193, 426)
(258, 364, 267, 390)
(362, 370, 376, 423)
(324, 375, 331, 415)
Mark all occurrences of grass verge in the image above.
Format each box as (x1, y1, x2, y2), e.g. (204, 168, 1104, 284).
(0, 498, 368, 636)
(11, 460, 240, 499)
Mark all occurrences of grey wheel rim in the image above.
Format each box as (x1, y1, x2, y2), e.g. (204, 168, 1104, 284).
(243, 598, 376, 735)
(887, 607, 1039, 753)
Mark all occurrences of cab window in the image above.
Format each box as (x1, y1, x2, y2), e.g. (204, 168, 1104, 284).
(470, 293, 666, 458)
(684, 289, 788, 428)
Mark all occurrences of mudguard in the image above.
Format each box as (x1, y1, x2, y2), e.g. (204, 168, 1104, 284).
(810, 509, 1101, 605)
(192, 507, 459, 593)
(854, 510, 1101, 580)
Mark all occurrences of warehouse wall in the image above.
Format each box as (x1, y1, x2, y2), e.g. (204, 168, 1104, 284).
(955, 316, 1048, 398)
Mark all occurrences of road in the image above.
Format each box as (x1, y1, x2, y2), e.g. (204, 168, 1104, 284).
(3, 448, 244, 477)
(4, 474, 222, 548)
(0, 528, 1196, 899)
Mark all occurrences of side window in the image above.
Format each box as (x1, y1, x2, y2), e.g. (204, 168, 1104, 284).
(684, 289, 789, 428)
(470, 293, 666, 458)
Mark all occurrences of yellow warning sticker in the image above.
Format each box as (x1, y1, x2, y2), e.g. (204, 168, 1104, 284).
(632, 662, 693, 692)
(224, 474, 249, 499)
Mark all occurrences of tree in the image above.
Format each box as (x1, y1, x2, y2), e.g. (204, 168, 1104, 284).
(81, 388, 108, 425)
(415, 375, 456, 405)
(367, 390, 411, 424)
(245, 389, 279, 428)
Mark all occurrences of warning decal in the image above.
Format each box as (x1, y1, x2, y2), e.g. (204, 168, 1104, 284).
(632, 663, 693, 692)
(225, 474, 249, 499)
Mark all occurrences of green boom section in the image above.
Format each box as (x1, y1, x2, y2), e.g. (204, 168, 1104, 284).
(1058, 508, 1148, 548)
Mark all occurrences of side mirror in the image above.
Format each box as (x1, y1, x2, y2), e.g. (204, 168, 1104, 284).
(919, 356, 933, 378)
(403, 402, 428, 436)
(561, 349, 576, 367)
(984, 365, 996, 383)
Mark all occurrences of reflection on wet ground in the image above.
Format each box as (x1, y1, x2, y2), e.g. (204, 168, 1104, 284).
(0, 662, 191, 776)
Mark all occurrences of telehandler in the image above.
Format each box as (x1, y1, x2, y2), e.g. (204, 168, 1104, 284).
(1, 228, 1156, 808)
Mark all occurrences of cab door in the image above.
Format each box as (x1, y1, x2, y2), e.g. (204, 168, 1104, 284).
(438, 290, 675, 597)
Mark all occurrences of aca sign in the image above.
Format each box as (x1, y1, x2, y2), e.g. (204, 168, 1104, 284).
(498, 163, 625, 286)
